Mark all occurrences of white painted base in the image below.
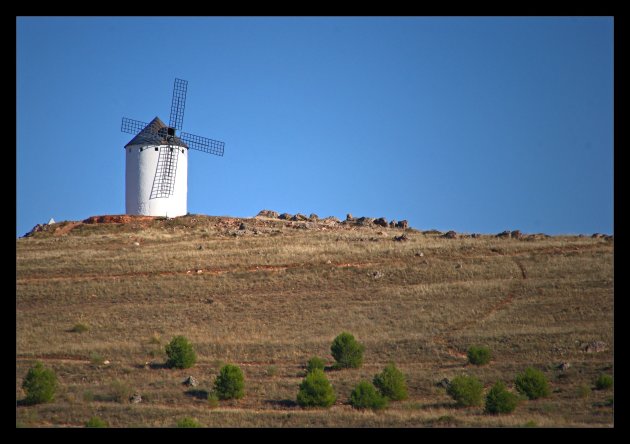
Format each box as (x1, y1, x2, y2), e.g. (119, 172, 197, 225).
(125, 144, 188, 217)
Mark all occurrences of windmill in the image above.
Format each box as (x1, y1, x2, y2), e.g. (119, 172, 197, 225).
(121, 78, 225, 217)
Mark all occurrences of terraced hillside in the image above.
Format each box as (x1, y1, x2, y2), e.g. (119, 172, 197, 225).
(16, 214, 614, 427)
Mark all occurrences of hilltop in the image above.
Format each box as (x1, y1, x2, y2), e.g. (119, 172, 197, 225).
(16, 212, 613, 427)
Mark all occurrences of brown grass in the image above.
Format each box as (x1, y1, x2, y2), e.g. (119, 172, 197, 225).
(16, 215, 613, 427)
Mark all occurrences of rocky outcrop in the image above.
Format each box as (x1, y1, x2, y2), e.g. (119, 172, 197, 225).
(442, 230, 458, 239)
(396, 220, 409, 229)
(374, 217, 388, 227)
(257, 210, 279, 218)
(278, 213, 293, 220)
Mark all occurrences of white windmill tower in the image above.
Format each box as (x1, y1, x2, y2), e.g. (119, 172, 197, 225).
(121, 78, 225, 217)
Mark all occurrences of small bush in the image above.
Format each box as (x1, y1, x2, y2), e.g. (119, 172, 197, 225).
(21, 362, 57, 405)
(165, 336, 197, 369)
(70, 323, 89, 333)
(296, 369, 336, 408)
(484, 381, 518, 414)
(373, 362, 408, 401)
(207, 391, 219, 408)
(467, 345, 491, 366)
(446, 375, 483, 407)
(89, 352, 105, 366)
(577, 384, 591, 398)
(110, 380, 133, 403)
(177, 417, 201, 428)
(515, 367, 550, 400)
(214, 364, 245, 400)
(306, 356, 326, 373)
(595, 374, 613, 390)
(350, 380, 388, 410)
(330, 332, 365, 369)
(85, 416, 108, 428)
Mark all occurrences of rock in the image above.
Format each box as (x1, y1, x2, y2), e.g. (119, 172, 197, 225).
(196, 269, 203, 274)
(511, 230, 522, 239)
(239, 222, 247, 230)
(374, 217, 388, 227)
(323, 216, 340, 223)
(393, 234, 408, 242)
(103, 360, 110, 365)
(442, 230, 458, 239)
(130, 393, 142, 404)
(278, 213, 293, 220)
(471, 233, 480, 238)
(455, 263, 462, 269)
(557, 362, 571, 371)
(583, 341, 607, 353)
(133, 242, 140, 246)
(437, 378, 450, 389)
(326, 260, 332, 264)
(355, 217, 375, 226)
(496, 230, 511, 238)
(370, 271, 384, 280)
(291, 213, 308, 221)
(396, 220, 409, 229)
(591, 233, 604, 238)
(197, 245, 204, 250)
(415, 251, 424, 257)
(604, 235, 613, 241)
(346, 213, 354, 221)
(308, 213, 319, 221)
(183, 376, 198, 387)
(389, 220, 397, 228)
(257, 210, 279, 218)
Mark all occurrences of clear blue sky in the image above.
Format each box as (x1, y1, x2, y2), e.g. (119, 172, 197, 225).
(17, 17, 614, 237)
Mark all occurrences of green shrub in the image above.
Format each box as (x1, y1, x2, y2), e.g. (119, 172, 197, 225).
(350, 380, 388, 410)
(595, 374, 613, 390)
(214, 364, 245, 400)
(515, 367, 550, 400)
(70, 323, 89, 333)
(306, 356, 326, 373)
(296, 368, 336, 408)
(484, 381, 518, 414)
(467, 345, 491, 366)
(330, 332, 365, 369)
(85, 416, 108, 428)
(21, 362, 57, 405)
(446, 375, 483, 407)
(177, 417, 201, 428)
(110, 379, 133, 403)
(577, 384, 591, 398)
(165, 336, 197, 369)
(207, 391, 219, 408)
(373, 362, 408, 401)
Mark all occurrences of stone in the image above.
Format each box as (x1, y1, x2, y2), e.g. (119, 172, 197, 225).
(239, 222, 247, 230)
(257, 210, 279, 218)
(197, 245, 204, 250)
(396, 220, 409, 229)
(309, 213, 319, 221)
(394, 234, 408, 242)
(183, 376, 198, 387)
(355, 217, 375, 226)
(278, 213, 293, 220)
(584, 341, 607, 353)
(196, 269, 203, 274)
(437, 378, 450, 389)
(511, 230, 522, 239)
(370, 271, 384, 280)
(133, 242, 140, 246)
(291, 213, 308, 221)
(346, 213, 354, 221)
(374, 217, 388, 227)
(496, 230, 511, 238)
(130, 393, 142, 404)
(442, 230, 458, 239)
(389, 220, 397, 228)
(557, 362, 571, 371)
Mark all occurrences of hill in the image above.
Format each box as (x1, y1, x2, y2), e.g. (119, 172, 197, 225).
(16, 213, 613, 427)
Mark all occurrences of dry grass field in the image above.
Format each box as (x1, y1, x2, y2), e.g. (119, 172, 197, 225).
(16, 214, 614, 427)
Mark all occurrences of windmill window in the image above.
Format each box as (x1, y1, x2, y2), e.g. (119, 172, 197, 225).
(181, 149, 184, 154)
(155, 147, 158, 151)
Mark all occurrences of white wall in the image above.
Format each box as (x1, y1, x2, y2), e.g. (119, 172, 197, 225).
(125, 144, 188, 217)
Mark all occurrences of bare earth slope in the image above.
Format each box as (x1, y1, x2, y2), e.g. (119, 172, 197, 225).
(16, 214, 613, 427)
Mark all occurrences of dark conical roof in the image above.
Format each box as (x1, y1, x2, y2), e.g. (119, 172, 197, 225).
(124, 117, 188, 148)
